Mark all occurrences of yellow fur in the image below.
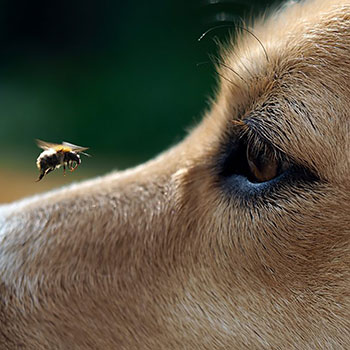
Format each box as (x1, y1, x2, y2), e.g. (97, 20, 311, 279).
(1, 0, 350, 348)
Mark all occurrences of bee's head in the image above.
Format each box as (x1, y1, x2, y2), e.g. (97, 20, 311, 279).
(64, 151, 81, 164)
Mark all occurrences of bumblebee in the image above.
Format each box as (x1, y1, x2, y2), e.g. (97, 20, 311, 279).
(35, 139, 89, 182)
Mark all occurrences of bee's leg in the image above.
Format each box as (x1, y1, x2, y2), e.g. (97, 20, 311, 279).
(35, 171, 45, 182)
(45, 168, 54, 176)
(36, 167, 53, 182)
(63, 164, 66, 176)
(70, 161, 78, 172)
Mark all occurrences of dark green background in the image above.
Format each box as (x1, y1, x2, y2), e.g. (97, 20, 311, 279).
(1, 0, 278, 176)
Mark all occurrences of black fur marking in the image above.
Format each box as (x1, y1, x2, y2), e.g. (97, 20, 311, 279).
(63, 152, 81, 165)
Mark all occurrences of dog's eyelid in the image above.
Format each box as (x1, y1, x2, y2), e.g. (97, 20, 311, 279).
(234, 119, 320, 181)
(233, 118, 285, 159)
(234, 116, 295, 161)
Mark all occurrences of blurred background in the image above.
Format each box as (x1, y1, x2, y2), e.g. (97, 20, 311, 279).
(0, 0, 278, 203)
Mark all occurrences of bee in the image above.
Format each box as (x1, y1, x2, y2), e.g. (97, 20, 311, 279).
(35, 139, 89, 182)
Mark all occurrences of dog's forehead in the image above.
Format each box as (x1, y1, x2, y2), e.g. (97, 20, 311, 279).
(211, 0, 350, 182)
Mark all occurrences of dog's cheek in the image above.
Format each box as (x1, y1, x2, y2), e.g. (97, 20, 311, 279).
(222, 184, 350, 291)
(173, 163, 349, 293)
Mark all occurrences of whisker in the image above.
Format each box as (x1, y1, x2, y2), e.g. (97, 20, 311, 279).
(196, 59, 235, 86)
(198, 24, 234, 42)
(198, 24, 269, 63)
(211, 55, 248, 84)
(196, 61, 211, 67)
(216, 71, 239, 88)
(231, 50, 254, 79)
(241, 26, 269, 63)
(197, 56, 246, 88)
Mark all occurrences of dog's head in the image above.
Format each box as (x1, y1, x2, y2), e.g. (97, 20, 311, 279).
(1, 0, 350, 348)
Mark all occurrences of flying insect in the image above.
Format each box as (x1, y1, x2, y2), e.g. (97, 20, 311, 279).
(35, 139, 89, 182)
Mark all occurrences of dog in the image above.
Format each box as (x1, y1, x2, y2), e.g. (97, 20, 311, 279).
(1, 0, 350, 348)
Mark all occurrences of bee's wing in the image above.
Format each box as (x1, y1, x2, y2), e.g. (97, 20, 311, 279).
(62, 141, 90, 156)
(36, 139, 64, 150)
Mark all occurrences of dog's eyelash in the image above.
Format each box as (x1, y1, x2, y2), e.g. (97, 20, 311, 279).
(220, 122, 319, 201)
(219, 118, 303, 185)
(234, 119, 288, 165)
(233, 116, 289, 158)
(219, 118, 320, 196)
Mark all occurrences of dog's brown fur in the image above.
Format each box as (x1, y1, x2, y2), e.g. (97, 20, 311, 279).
(1, 0, 350, 348)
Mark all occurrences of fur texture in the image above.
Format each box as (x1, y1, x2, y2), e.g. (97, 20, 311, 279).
(1, 0, 350, 348)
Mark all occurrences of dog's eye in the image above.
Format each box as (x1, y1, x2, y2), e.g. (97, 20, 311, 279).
(220, 130, 318, 197)
(246, 143, 290, 183)
(220, 133, 293, 186)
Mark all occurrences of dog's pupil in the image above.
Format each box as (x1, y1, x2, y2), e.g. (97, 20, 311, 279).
(246, 144, 279, 183)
